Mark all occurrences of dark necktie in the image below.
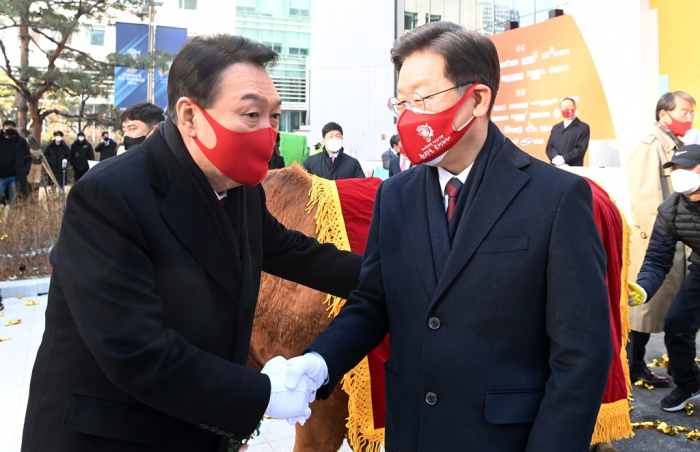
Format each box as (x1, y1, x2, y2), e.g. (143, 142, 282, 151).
(445, 177, 463, 221)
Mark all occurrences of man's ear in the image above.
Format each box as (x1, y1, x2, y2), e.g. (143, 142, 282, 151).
(176, 97, 198, 137)
(472, 84, 492, 119)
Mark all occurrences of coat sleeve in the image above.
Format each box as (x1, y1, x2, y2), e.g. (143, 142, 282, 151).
(381, 151, 391, 170)
(545, 129, 558, 161)
(636, 209, 678, 299)
(354, 159, 366, 179)
(16, 138, 31, 177)
(561, 123, 590, 165)
(628, 140, 664, 236)
(259, 186, 362, 299)
(525, 176, 612, 452)
(55, 180, 270, 440)
(305, 183, 390, 398)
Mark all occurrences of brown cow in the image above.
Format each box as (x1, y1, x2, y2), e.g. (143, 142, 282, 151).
(248, 164, 352, 452)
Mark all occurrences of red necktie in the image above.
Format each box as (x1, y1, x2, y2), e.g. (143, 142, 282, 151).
(445, 177, 463, 221)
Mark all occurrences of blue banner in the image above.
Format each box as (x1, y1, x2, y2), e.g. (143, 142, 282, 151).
(114, 22, 149, 109)
(154, 26, 188, 111)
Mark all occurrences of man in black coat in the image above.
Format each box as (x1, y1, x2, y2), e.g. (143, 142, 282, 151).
(388, 137, 413, 177)
(545, 97, 591, 167)
(22, 35, 361, 452)
(381, 134, 401, 169)
(95, 130, 117, 161)
(633, 144, 700, 412)
(44, 130, 70, 186)
(69, 131, 95, 182)
(0, 120, 31, 202)
(302, 122, 365, 180)
(284, 22, 612, 452)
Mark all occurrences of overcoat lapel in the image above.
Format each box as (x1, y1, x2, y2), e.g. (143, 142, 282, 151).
(430, 137, 530, 307)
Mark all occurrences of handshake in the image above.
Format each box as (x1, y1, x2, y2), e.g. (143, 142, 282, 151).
(261, 353, 329, 426)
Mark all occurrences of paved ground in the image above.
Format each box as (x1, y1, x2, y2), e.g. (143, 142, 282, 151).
(0, 294, 697, 451)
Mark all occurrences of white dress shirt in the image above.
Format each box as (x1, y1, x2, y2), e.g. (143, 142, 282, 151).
(563, 117, 575, 128)
(437, 164, 473, 212)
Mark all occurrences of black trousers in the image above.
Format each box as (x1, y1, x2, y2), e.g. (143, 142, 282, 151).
(74, 168, 88, 182)
(664, 264, 700, 392)
(627, 330, 651, 375)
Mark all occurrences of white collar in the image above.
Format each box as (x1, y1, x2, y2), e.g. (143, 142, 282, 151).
(214, 190, 228, 201)
(437, 163, 473, 196)
(564, 117, 575, 128)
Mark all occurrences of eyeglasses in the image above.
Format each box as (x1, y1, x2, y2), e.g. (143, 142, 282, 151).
(387, 82, 476, 118)
(679, 111, 698, 120)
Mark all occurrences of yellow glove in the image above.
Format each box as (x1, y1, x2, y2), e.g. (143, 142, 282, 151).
(628, 281, 647, 306)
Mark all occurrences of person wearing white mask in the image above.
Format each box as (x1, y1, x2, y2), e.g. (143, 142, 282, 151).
(632, 144, 700, 412)
(69, 131, 95, 182)
(302, 121, 365, 180)
(44, 130, 70, 187)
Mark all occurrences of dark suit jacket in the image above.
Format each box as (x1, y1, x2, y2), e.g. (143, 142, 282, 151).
(22, 120, 361, 452)
(381, 148, 398, 170)
(545, 117, 591, 166)
(302, 148, 365, 180)
(308, 123, 612, 451)
(388, 155, 413, 177)
(96, 139, 118, 161)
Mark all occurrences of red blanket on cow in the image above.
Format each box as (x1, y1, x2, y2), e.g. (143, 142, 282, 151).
(307, 174, 631, 450)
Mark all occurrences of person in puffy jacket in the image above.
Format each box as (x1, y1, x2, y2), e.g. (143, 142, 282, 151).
(69, 131, 95, 182)
(634, 143, 700, 412)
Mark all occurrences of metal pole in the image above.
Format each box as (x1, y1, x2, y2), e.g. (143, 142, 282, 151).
(147, 2, 156, 104)
(492, 0, 496, 34)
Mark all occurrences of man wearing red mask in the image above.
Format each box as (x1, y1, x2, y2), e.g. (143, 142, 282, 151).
(281, 21, 612, 451)
(545, 97, 591, 167)
(626, 91, 696, 388)
(21, 35, 362, 452)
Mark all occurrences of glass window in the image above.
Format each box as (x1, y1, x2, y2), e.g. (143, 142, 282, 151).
(86, 25, 105, 46)
(178, 0, 197, 10)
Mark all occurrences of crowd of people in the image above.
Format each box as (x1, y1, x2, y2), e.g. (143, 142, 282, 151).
(0, 17, 697, 452)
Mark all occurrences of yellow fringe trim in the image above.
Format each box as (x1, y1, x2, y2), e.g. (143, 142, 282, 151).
(306, 175, 386, 451)
(618, 207, 633, 393)
(591, 398, 634, 444)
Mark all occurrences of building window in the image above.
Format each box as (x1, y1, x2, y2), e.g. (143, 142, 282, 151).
(85, 26, 105, 46)
(288, 47, 308, 56)
(178, 0, 197, 10)
(263, 42, 283, 53)
(404, 11, 418, 31)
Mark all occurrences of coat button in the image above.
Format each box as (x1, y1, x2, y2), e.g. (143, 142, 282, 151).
(428, 317, 441, 330)
(641, 232, 648, 239)
(225, 432, 235, 438)
(217, 430, 225, 435)
(425, 392, 438, 405)
(209, 426, 218, 432)
(200, 424, 209, 430)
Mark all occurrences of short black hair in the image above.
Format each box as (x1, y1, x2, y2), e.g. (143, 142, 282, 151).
(120, 102, 165, 128)
(390, 134, 401, 147)
(101, 131, 109, 137)
(390, 21, 500, 114)
(322, 122, 343, 138)
(54, 130, 64, 137)
(656, 91, 697, 121)
(3, 120, 16, 127)
(560, 97, 576, 107)
(167, 34, 278, 122)
(77, 131, 85, 137)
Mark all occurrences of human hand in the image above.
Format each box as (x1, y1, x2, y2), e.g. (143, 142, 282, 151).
(261, 356, 315, 425)
(552, 155, 565, 166)
(628, 281, 647, 306)
(285, 353, 329, 393)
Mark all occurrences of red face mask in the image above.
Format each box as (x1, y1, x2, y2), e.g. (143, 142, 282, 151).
(561, 108, 576, 119)
(397, 84, 478, 166)
(667, 114, 693, 137)
(192, 103, 277, 186)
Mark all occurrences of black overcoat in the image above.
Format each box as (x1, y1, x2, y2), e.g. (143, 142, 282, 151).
(302, 147, 365, 180)
(22, 120, 361, 452)
(545, 117, 591, 166)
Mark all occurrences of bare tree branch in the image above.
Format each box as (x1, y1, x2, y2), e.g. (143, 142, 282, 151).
(0, 83, 22, 94)
(31, 27, 106, 70)
(0, 38, 30, 97)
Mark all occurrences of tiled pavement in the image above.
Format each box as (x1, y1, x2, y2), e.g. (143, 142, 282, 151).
(0, 295, 351, 452)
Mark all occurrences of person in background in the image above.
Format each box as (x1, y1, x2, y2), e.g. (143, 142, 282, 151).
(632, 144, 700, 411)
(116, 102, 165, 154)
(388, 137, 413, 177)
(626, 91, 696, 387)
(381, 134, 401, 169)
(44, 131, 70, 187)
(302, 122, 365, 180)
(268, 133, 286, 170)
(95, 131, 117, 161)
(545, 97, 591, 167)
(70, 131, 95, 183)
(0, 119, 31, 203)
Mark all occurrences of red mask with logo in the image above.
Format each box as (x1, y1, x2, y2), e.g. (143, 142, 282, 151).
(667, 114, 693, 137)
(192, 102, 277, 186)
(561, 108, 576, 119)
(397, 84, 478, 167)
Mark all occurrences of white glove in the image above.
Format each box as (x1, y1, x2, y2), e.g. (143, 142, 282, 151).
(261, 356, 314, 425)
(285, 353, 329, 393)
(681, 128, 700, 145)
(552, 155, 565, 166)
